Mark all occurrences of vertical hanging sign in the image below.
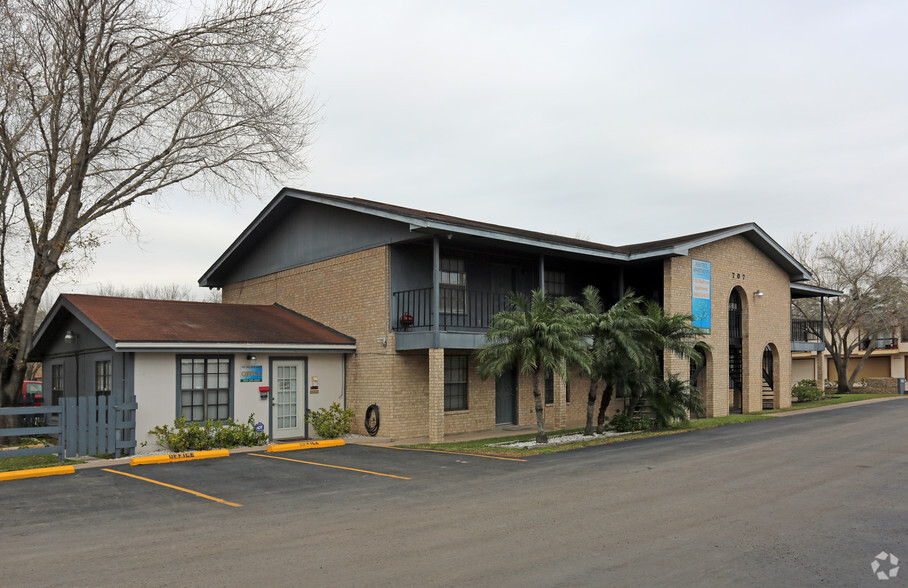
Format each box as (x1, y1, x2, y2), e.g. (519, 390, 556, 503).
(691, 260, 711, 333)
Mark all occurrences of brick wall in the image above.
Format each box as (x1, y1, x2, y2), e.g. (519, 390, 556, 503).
(663, 235, 793, 416)
(223, 246, 398, 436)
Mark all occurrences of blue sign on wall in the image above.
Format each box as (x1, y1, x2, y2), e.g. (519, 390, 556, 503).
(691, 260, 711, 333)
(241, 366, 262, 382)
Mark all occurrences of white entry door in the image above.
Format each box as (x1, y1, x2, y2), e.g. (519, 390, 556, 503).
(273, 360, 305, 439)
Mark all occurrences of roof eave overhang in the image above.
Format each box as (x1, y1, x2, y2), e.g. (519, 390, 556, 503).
(790, 283, 843, 298)
(409, 221, 628, 261)
(114, 342, 356, 353)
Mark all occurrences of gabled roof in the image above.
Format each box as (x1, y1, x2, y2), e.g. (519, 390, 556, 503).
(30, 294, 355, 356)
(199, 188, 813, 286)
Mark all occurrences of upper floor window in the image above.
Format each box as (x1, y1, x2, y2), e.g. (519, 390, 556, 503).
(440, 258, 466, 314)
(95, 360, 112, 398)
(544, 271, 566, 296)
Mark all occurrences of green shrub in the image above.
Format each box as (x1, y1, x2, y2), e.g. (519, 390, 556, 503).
(610, 413, 655, 433)
(305, 403, 354, 439)
(149, 414, 268, 452)
(792, 380, 824, 402)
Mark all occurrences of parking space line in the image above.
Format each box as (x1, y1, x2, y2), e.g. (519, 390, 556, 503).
(249, 453, 411, 479)
(361, 445, 527, 462)
(101, 469, 242, 507)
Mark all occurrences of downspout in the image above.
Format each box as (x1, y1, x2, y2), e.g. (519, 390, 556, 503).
(433, 235, 441, 348)
(539, 255, 545, 292)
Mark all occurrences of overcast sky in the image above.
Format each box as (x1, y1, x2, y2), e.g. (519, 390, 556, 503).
(58, 0, 908, 298)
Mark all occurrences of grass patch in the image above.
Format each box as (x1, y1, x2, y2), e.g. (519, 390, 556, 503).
(0, 454, 83, 473)
(403, 414, 773, 457)
(769, 393, 900, 412)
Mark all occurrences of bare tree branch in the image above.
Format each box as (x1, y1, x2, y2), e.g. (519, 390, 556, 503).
(0, 0, 319, 405)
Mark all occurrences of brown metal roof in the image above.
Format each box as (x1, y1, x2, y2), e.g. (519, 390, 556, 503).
(61, 294, 355, 345)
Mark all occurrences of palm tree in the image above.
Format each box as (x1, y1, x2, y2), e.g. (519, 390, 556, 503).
(648, 373, 704, 429)
(579, 287, 651, 435)
(476, 289, 590, 443)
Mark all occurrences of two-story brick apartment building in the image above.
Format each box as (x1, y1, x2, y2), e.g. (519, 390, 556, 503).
(200, 188, 829, 441)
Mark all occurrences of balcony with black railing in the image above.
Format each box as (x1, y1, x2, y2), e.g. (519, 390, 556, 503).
(392, 287, 512, 332)
(859, 336, 900, 351)
(791, 318, 824, 352)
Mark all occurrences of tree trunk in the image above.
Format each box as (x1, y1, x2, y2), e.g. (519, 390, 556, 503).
(533, 369, 547, 443)
(584, 379, 599, 435)
(595, 384, 615, 434)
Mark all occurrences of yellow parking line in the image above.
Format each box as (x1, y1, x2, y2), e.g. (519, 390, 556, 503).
(249, 452, 411, 480)
(360, 444, 526, 462)
(102, 469, 241, 507)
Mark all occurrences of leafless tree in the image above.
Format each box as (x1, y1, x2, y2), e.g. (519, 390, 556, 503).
(791, 226, 908, 393)
(92, 282, 220, 301)
(0, 0, 318, 406)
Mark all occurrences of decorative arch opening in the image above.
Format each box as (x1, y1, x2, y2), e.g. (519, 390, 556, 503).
(728, 288, 746, 414)
(762, 342, 781, 410)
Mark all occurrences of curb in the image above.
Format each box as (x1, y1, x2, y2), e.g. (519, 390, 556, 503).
(267, 439, 345, 452)
(0, 465, 75, 482)
(766, 395, 908, 418)
(130, 449, 230, 466)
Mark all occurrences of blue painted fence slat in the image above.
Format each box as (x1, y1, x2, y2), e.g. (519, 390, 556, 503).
(2, 397, 137, 460)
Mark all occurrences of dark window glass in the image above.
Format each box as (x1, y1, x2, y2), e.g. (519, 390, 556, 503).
(444, 356, 468, 411)
(95, 361, 112, 398)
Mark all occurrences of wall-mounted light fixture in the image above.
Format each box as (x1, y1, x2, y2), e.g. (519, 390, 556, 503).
(754, 290, 764, 299)
(246, 354, 256, 361)
(64, 330, 76, 343)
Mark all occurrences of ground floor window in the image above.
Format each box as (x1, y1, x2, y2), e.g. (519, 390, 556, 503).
(95, 360, 112, 398)
(179, 357, 231, 422)
(544, 370, 570, 404)
(51, 363, 64, 406)
(444, 355, 468, 411)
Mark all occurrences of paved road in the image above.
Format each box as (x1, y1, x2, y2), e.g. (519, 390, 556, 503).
(3, 399, 907, 587)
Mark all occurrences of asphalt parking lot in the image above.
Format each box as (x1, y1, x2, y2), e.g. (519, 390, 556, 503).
(3, 398, 908, 587)
(2, 443, 529, 520)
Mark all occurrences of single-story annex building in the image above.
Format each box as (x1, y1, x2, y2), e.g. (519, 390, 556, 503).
(29, 294, 355, 453)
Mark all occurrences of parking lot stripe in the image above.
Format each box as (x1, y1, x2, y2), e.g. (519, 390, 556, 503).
(361, 445, 527, 462)
(101, 469, 242, 507)
(249, 453, 411, 479)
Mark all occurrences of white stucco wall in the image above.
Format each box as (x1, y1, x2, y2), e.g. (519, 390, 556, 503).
(233, 354, 272, 433)
(132, 352, 347, 453)
(133, 353, 178, 452)
(305, 354, 346, 439)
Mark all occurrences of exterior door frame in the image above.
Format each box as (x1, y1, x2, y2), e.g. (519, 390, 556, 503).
(495, 367, 518, 425)
(269, 357, 308, 440)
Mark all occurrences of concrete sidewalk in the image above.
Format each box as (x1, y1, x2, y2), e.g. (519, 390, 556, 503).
(347, 395, 908, 447)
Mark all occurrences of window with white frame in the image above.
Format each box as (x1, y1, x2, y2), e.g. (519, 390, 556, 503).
(444, 355, 468, 411)
(95, 360, 112, 398)
(51, 364, 64, 406)
(440, 257, 466, 314)
(179, 357, 231, 422)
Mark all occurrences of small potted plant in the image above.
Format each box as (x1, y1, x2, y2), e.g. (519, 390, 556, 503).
(399, 313, 414, 330)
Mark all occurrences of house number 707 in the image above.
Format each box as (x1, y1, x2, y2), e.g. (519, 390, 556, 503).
(732, 273, 745, 279)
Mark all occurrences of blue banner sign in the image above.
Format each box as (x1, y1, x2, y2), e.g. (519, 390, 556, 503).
(691, 260, 711, 332)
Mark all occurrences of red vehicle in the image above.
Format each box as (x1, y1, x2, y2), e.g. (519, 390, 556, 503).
(17, 381, 44, 426)
(19, 381, 43, 407)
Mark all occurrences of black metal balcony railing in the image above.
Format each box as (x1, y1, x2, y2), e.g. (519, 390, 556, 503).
(392, 288, 511, 331)
(860, 337, 900, 351)
(791, 319, 823, 343)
